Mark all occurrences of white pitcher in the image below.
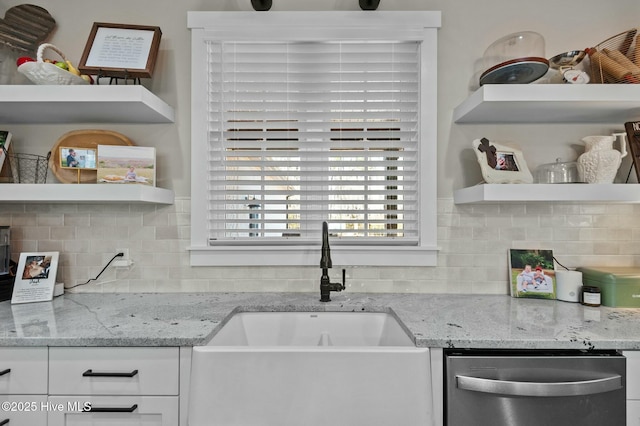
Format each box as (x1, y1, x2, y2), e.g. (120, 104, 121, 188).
(577, 134, 627, 183)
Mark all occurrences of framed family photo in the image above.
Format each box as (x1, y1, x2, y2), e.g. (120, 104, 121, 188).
(473, 138, 533, 184)
(509, 249, 556, 299)
(60, 147, 97, 169)
(97, 145, 156, 185)
(11, 252, 59, 304)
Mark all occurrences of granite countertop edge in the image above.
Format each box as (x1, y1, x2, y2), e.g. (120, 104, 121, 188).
(1, 292, 640, 350)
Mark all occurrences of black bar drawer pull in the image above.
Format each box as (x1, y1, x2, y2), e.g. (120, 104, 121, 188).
(0, 418, 9, 425)
(84, 404, 138, 413)
(82, 369, 138, 378)
(0, 369, 10, 376)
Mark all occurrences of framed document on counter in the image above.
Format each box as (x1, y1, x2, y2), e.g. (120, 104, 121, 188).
(78, 22, 162, 79)
(11, 252, 59, 304)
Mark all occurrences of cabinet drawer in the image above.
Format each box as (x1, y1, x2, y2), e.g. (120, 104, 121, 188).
(629, 400, 640, 426)
(625, 351, 640, 400)
(47, 395, 178, 426)
(0, 395, 48, 426)
(0, 347, 48, 394)
(49, 347, 179, 396)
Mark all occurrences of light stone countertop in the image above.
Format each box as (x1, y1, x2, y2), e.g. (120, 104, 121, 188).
(1, 292, 640, 350)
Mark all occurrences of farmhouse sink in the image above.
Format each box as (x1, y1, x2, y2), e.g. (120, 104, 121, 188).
(188, 311, 433, 426)
(206, 311, 415, 346)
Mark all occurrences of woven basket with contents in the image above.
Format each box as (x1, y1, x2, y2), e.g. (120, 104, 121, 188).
(17, 43, 90, 85)
(586, 29, 640, 84)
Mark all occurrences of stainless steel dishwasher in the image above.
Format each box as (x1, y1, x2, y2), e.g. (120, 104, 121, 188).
(445, 349, 626, 426)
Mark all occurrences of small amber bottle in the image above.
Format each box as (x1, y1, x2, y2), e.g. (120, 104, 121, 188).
(581, 286, 601, 307)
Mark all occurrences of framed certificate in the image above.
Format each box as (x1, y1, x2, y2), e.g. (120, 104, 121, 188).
(78, 22, 162, 79)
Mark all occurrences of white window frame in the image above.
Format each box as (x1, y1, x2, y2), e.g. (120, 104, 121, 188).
(187, 11, 440, 267)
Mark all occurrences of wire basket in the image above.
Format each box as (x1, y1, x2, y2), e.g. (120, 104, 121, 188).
(6, 151, 50, 183)
(586, 28, 640, 84)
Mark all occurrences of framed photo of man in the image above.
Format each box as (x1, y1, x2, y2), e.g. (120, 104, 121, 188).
(60, 147, 97, 169)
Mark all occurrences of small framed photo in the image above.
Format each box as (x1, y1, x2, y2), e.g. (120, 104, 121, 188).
(11, 252, 59, 304)
(472, 138, 533, 184)
(509, 249, 556, 299)
(97, 145, 156, 185)
(78, 22, 162, 79)
(60, 147, 97, 169)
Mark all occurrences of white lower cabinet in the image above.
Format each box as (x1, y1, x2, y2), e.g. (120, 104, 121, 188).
(0, 347, 48, 395)
(626, 351, 640, 425)
(0, 346, 186, 426)
(47, 347, 180, 426)
(0, 395, 48, 426)
(0, 347, 48, 426)
(629, 401, 640, 426)
(48, 347, 179, 396)
(47, 396, 178, 426)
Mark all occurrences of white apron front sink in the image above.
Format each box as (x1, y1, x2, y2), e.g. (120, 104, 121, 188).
(206, 311, 414, 346)
(188, 311, 433, 426)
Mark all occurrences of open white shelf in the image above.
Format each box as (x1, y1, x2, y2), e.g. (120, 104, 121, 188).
(454, 184, 640, 204)
(453, 84, 640, 123)
(0, 184, 174, 204)
(0, 85, 175, 124)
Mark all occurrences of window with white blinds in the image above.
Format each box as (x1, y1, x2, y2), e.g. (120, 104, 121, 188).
(207, 41, 419, 244)
(188, 11, 440, 266)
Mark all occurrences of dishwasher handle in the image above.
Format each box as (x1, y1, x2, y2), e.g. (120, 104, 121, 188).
(456, 374, 622, 397)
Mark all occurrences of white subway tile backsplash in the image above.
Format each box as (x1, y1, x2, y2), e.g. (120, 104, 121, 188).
(130, 226, 157, 242)
(552, 228, 581, 241)
(21, 226, 51, 241)
(550, 204, 582, 214)
(50, 226, 76, 241)
(618, 242, 640, 255)
(37, 214, 64, 227)
(499, 204, 526, 215)
(499, 227, 527, 241)
(593, 242, 621, 255)
(580, 204, 608, 214)
(522, 203, 553, 215)
(2, 197, 639, 294)
(566, 215, 593, 227)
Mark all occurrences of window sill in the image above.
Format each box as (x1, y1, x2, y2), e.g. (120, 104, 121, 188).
(188, 245, 438, 267)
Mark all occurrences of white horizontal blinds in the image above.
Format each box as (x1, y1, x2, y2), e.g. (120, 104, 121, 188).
(206, 40, 420, 244)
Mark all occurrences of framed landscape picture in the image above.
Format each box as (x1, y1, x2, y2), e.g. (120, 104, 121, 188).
(97, 145, 156, 185)
(509, 249, 556, 299)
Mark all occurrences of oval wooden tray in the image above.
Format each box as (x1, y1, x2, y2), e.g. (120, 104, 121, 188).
(50, 130, 134, 183)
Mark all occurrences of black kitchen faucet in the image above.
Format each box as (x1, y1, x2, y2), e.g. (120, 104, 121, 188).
(319, 221, 346, 302)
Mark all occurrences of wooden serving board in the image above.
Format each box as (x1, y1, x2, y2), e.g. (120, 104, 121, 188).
(49, 129, 134, 184)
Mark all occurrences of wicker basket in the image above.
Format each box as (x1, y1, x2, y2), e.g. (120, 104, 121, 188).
(17, 43, 88, 85)
(586, 29, 640, 84)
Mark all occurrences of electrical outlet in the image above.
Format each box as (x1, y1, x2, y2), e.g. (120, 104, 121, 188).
(113, 248, 131, 268)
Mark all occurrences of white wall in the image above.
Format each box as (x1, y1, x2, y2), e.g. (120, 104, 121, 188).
(1, 0, 639, 294)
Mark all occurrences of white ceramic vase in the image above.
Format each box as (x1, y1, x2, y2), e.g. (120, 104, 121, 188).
(577, 135, 627, 184)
